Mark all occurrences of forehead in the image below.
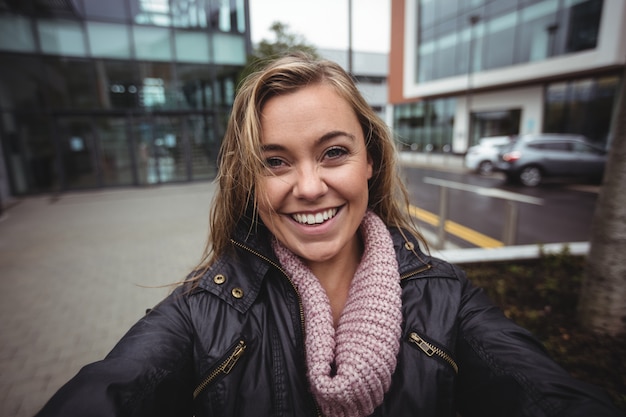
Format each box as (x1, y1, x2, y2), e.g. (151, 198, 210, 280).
(260, 83, 360, 143)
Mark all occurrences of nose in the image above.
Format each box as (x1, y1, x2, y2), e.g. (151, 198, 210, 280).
(292, 165, 328, 201)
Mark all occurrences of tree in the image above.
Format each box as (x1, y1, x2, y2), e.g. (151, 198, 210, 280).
(578, 66, 626, 337)
(237, 22, 320, 88)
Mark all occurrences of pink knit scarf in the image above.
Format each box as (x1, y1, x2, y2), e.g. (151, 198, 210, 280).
(272, 211, 402, 417)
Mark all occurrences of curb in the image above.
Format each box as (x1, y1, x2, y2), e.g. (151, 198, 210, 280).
(437, 241, 589, 264)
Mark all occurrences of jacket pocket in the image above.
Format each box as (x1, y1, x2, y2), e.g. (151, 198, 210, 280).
(193, 339, 247, 399)
(407, 331, 458, 374)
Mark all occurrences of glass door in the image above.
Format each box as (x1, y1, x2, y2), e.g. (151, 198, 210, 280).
(132, 115, 187, 185)
(96, 116, 135, 187)
(56, 117, 98, 190)
(184, 114, 218, 181)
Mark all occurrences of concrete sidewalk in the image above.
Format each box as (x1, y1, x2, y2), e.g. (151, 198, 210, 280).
(0, 182, 215, 416)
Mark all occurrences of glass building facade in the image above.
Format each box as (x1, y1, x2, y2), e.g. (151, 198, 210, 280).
(416, 0, 603, 83)
(392, 0, 622, 153)
(0, 0, 249, 195)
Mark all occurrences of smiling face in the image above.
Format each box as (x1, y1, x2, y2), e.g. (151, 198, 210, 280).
(257, 83, 373, 269)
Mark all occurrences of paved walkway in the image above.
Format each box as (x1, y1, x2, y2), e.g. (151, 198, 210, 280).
(0, 182, 215, 416)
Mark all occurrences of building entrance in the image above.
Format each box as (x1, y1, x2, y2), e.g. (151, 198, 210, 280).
(470, 109, 521, 145)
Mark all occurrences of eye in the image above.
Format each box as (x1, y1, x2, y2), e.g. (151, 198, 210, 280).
(324, 146, 348, 160)
(264, 157, 286, 169)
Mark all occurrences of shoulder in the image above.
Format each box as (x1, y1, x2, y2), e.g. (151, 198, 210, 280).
(389, 226, 467, 283)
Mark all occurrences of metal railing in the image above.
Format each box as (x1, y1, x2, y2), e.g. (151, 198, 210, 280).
(422, 177, 544, 249)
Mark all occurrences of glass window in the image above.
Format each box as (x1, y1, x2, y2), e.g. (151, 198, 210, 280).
(566, 79, 595, 136)
(471, 109, 520, 142)
(175, 64, 213, 110)
(133, 26, 172, 61)
(212, 33, 246, 64)
(0, 55, 45, 111)
(95, 60, 140, 109)
(212, 65, 240, 105)
(434, 32, 457, 79)
(485, 0, 519, 17)
(5, 113, 57, 193)
(436, 0, 458, 21)
(544, 82, 568, 133)
(55, 117, 99, 189)
(83, 0, 129, 22)
(174, 30, 210, 63)
(130, 0, 172, 26)
(37, 19, 87, 56)
(542, 142, 570, 151)
(517, 0, 559, 63)
(544, 75, 617, 145)
(417, 41, 435, 83)
(0, 15, 36, 53)
(420, 0, 436, 29)
(87, 22, 132, 58)
(236, 0, 245, 32)
(96, 117, 135, 186)
(185, 115, 219, 180)
(0, 1, 35, 14)
(43, 57, 99, 109)
(131, 115, 188, 185)
(565, 0, 602, 53)
(573, 142, 602, 154)
(171, 0, 209, 28)
(470, 22, 484, 74)
(483, 12, 517, 70)
(217, 0, 231, 31)
(137, 62, 175, 109)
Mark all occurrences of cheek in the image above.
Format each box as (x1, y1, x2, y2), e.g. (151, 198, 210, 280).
(256, 176, 286, 212)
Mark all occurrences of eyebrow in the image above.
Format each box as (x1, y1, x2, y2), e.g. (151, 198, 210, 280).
(260, 130, 356, 152)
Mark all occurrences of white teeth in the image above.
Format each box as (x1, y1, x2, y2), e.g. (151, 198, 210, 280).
(292, 208, 338, 225)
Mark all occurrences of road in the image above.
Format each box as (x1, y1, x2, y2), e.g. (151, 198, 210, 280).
(402, 167, 599, 249)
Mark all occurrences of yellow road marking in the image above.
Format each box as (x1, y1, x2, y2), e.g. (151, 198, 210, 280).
(408, 205, 504, 248)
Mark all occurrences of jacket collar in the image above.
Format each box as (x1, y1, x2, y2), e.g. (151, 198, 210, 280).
(197, 217, 432, 313)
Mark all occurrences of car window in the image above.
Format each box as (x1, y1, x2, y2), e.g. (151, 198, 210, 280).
(572, 142, 604, 155)
(531, 141, 571, 151)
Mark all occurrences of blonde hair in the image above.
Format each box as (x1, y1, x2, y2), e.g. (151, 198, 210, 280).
(194, 52, 426, 274)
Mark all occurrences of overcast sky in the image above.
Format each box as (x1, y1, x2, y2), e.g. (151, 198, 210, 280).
(248, 0, 391, 53)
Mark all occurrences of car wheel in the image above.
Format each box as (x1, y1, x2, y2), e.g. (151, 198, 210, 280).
(519, 166, 542, 187)
(477, 160, 494, 176)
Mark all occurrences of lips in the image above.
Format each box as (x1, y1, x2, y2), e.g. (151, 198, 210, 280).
(291, 208, 338, 225)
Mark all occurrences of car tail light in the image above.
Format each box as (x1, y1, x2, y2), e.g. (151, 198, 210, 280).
(502, 150, 521, 162)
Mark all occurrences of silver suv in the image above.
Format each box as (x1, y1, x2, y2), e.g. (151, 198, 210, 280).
(494, 134, 607, 187)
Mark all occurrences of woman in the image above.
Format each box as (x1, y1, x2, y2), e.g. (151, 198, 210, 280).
(37, 53, 620, 417)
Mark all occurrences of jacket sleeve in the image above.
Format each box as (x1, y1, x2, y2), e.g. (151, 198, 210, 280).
(35, 286, 196, 417)
(454, 269, 621, 417)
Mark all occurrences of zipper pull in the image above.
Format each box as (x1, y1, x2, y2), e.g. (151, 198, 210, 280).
(409, 332, 435, 356)
(222, 340, 246, 374)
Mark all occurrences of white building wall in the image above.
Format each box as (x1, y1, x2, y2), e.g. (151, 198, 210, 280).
(453, 86, 544, 153)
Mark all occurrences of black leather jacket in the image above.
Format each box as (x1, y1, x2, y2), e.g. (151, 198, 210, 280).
(37, 224, 620, 417)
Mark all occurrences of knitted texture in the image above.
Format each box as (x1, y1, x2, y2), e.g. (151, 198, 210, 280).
(272, 211, 402, 417)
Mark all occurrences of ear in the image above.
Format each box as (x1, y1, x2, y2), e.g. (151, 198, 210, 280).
(366, 153, 373, 180)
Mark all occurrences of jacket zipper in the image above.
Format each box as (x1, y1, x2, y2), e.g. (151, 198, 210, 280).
(229, 239, 321, 416)
(400, 264, 431, 280)
(409, 332, 458, 374)
(193, 340, 247, 399)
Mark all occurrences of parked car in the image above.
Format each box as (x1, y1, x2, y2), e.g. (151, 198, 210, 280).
(464, 136, 514, 175)
(494, 134, 607, 187)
